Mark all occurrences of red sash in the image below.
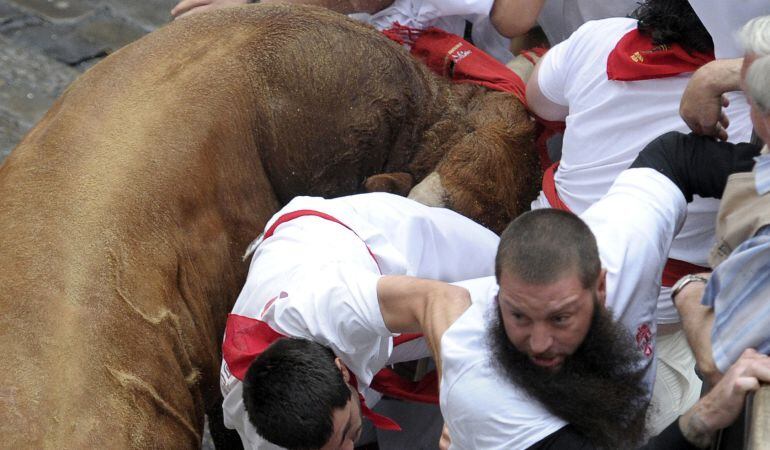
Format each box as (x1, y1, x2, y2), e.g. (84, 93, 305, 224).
(222, 210, 437, 431)
(382, 24, 527, 104)
(607, 29, 714, 81)
(541, 162, 709, 286)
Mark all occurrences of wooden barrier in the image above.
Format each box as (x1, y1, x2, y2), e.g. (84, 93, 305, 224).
(747, 384, 770, 450)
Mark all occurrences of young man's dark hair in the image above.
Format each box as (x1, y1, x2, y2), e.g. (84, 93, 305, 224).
(495, 208, 601, 288)
(242, 338, 351, 449)
(632, 0, 714, 54)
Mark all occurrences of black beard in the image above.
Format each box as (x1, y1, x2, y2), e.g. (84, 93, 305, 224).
(487, 300, 649, 449)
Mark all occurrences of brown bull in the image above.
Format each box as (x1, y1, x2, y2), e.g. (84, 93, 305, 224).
(0, 5, 538, 447)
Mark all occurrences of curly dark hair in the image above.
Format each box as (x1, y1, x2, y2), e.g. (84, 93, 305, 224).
(631, 0, 714, 54)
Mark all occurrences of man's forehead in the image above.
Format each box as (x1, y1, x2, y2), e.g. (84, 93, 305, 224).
(497, 271, 589, 312)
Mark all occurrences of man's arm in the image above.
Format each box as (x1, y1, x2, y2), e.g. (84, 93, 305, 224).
(526, 349, 770, 449)
(526, 62, 569, 122)
(172, 0, 394, 19)
(674, 275, 721, 386)
(490, 0, 546, 38)
(376, 275, 470, 376)
(679, 58, 744, 141)
(629, 131, 761, 201)
(678, 349, 770, 448)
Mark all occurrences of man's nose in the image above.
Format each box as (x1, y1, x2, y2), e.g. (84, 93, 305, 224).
(529, 322, 553, 354)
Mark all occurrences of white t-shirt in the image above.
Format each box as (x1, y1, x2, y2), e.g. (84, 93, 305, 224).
(537, 0, 640, 44)
(441, 168, 687, 449)
(350, 0, 513, 63)
(221, 192, 500, 449)
(531, 18, 753, 322)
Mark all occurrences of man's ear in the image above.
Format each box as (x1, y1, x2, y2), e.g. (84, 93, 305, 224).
(596, 269, 607, 306)
(334, 357, 350, 383)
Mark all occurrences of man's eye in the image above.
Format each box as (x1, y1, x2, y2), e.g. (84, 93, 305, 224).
(511, 312, 530, 324)
(552, 315, 569, 324)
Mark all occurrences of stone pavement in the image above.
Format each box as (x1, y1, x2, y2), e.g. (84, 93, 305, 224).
(0, 0, 178, 162)
(0, 2, 216, 446)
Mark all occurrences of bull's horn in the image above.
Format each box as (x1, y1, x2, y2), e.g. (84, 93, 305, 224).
(408, 172, 446, 207)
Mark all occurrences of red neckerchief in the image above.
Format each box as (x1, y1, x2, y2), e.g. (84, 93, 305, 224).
(382, 24, 527, 104)
(606, 28, 714, 81)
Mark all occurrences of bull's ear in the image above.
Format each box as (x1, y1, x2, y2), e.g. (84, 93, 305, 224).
(362, 172, 414, 197)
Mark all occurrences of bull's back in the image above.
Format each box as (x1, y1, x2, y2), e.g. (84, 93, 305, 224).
(0, 5, 445, 447)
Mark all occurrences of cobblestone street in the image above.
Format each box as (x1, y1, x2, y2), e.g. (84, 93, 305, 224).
(0, 0, 178, 162)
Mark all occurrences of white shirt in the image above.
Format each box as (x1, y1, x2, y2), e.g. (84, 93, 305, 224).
(537, 0, 640, 44)
(531, 18, 753, 322)
(441, 168, 687, 449)
(221, 192, 500, 449)
(350, 0, 513, 63)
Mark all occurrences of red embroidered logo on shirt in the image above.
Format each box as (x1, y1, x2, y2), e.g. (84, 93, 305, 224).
(635, 323, 653, 357)
(259, 291, 289, 318)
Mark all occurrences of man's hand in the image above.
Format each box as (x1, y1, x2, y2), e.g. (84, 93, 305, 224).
(679, 59, 743, 141)
(439, 423, 451, 450)
(679, 349, 770, 447)
(171, 0, 248, 19)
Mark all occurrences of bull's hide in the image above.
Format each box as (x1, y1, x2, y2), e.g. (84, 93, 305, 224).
(0, 4, 538, 448)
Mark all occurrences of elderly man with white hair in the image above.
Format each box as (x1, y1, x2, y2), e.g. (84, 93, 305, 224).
(679, 1, 770, 140)
(674, 16, 770, 388)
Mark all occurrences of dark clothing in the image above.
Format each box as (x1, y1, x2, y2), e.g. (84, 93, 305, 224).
(527, 420, 700, 450)
(630, 131, 761, 202)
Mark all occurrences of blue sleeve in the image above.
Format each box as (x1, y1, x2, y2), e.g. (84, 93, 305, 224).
(702, 226, 770, 372)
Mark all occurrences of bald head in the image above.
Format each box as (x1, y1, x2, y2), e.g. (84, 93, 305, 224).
(496, 209, 601, 288)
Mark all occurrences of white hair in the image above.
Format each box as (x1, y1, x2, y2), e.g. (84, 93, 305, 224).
(745, 54, 770, 114)
(740, 16, 770, 56)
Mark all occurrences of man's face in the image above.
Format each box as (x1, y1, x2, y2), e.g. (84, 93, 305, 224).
(496, 269, 604, 370)
(319, 385, 363, 450)
(488, 271, 648, 448)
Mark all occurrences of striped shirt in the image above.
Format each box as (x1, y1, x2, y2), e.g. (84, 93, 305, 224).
(703, 224, 770, 373)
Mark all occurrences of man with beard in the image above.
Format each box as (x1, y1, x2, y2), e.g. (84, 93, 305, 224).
(525, 0, 756, 433)
(424, 131, 764, 449)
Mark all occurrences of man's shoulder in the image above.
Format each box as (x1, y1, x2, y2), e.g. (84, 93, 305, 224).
(543, 17, 637, 87)
(441, 277, 498, 357)
(440, 277, 496, 388)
